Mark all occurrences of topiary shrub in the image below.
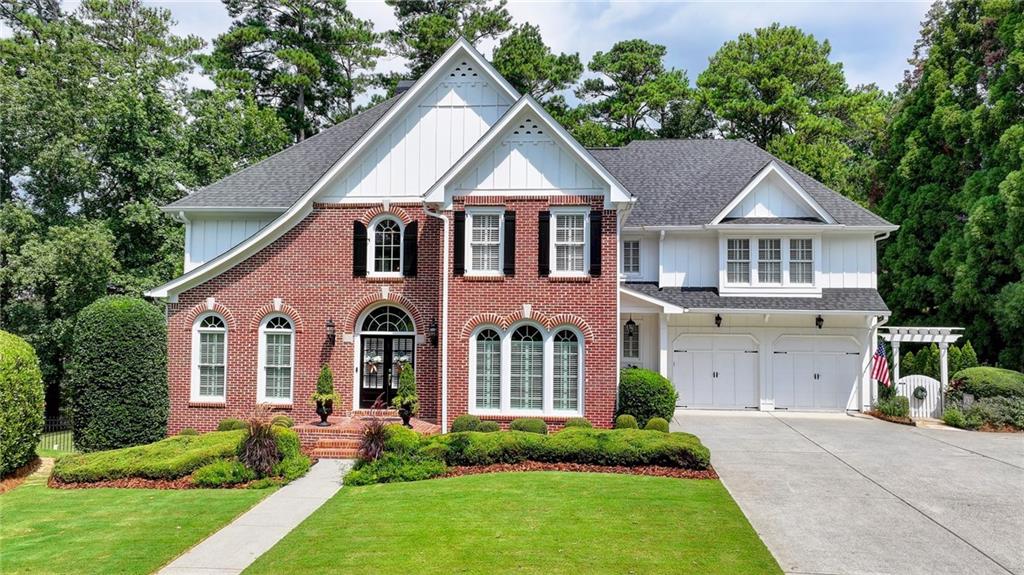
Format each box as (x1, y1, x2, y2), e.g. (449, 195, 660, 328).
(563, 417, 592, 429)
(476, 421, 500, 433)
(179, 428, 199, 436)
(617, 368, 677, 427)
(614, 414, 638, 429)
(0, 330, 45, 476)
(644, 417, 670, 432)
(66, 296, 167, 451)
(948, 367, 1024, 402)
(217, 418, 248, 431)
(451, 414, 481, 433)
(509, 418, 547, 434)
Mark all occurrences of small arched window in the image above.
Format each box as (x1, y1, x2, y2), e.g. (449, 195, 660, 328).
(510, 325, 543, 410)
(475, 329, 501, 409)
(192, 314, 227, 401)
(553, 330, 581, 411)
(372, 218, 402, 274)
(259, 315, 294, 403)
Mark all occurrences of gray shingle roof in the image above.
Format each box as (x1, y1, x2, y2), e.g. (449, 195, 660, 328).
(590, 140, 891, 228)
(165, 98, 398, 210)
(624, 282, 890, 313)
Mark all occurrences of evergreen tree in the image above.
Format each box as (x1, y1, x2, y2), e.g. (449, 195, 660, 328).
(901, 351, 916, 377)
(492, 23, 581, 102)
(386, 0, 511, 77)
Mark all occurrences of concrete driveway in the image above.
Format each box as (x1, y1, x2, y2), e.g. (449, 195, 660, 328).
(674, 411, 1024, 575)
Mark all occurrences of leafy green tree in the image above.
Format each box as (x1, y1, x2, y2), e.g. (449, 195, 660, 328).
(205, 0, 384, 140)
(386, 0, 511, 77)
(492, 23, 581, 102)
(901, 351, 916, 376)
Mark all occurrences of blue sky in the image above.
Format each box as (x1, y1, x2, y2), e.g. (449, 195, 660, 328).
(6, 1, 933, 91)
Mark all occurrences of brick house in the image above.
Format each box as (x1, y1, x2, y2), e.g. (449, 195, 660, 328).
(147, 39, 896, 442)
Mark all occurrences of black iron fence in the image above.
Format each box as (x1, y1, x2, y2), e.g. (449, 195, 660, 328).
(37, 416, 75, 456)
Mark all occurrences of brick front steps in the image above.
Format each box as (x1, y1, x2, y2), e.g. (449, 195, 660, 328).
(295, 413, 441, 459)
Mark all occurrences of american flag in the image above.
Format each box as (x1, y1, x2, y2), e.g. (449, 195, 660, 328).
(872, 342, 891, 386)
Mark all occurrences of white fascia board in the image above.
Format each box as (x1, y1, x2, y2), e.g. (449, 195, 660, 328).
(624, 224, 899, 233)
(423, 95, 634, 209)
(618, 286, 685, 314)
(710, 161, 835, 225)
(160, 205, 289, 214)
(145, 38, 517, 301)
(675, 307, 885, 316)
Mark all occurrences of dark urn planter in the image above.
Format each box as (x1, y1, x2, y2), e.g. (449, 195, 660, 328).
(315, 399, 334, 427)
(398, 405, 413, 428)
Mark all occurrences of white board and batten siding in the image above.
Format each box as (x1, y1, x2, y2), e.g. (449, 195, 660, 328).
(320, 60, 513, 203)
(820, 235, 876, 289)
(724, 171, 817, 219)
(186, 216, 275, 271)
(658, 234, 718, 287)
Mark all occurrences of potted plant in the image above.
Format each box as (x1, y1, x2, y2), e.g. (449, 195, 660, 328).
(311, 365, 339, 427)
(391, 365, 419, 428)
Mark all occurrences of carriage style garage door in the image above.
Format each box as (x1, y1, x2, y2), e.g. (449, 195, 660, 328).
(772, 336, 862, 411)
(672, 335, 759, 409)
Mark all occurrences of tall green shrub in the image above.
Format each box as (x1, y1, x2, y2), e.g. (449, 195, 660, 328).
(617, 368, 677, 427)
(0, 330, 45, 476)
(67, 296, 167, 451)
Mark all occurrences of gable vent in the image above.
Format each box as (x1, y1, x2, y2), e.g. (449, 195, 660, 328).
(512, 119, 543, 135)
(449, 62, 479, 78)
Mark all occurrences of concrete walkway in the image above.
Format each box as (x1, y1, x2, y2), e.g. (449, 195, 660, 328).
(675, 410, 1024, 575)
(158, 459, 354, 575)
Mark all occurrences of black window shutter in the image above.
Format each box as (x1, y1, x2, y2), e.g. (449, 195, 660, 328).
(453, 211, 465, 276)
(353, 220, 367, 277)
(502, 211, 516, 276)
(403, 220, 418, 277)
(538, 211, 550, 276)
(589, 210, 603, 276)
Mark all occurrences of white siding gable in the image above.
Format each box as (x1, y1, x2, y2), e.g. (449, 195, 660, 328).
(454, 116, 604, 193)
(725, 171, 817, 219)
(186, 215, 274, 271)
(320, 60, 513, 203)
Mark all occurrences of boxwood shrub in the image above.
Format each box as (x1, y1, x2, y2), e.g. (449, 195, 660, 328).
(345, 453, 447, 486)
(217, 418, 248, 431)
(948, 367, 1024, 401)
(509, 418, 547, 434)
(644, 417, 670, 432)
(563, 417, 592, 429)
(614, 414, 638, 429)
(192, 460, 255, 487)
(66, 296, 167, 451)
(476, 421, 501, 432)
(0, 330, 45, 477)
(617, 368, 677, 427)
(450, 414, 480, 432)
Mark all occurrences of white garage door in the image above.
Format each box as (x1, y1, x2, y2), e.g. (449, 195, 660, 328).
(672, 335, 758, 409)
(772, 336, 862, 410)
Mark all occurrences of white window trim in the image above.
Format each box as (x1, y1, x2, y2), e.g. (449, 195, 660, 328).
(464, 207, 505, 277)
(757, 238, 783, 286)
(788, 238, 815, 285)
(467, 322, 585, 417)
(190, 313, 227, 403)
(725, 238, 752, 286)
(367, 214, 403, 278)
(719, 234, 822, 296)
(622, 239, 641, 277)
(549, 207, 590, 277)
(257, 314, 295, 404)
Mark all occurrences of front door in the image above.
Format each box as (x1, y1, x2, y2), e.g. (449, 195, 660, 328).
(360, 335, 414, 408)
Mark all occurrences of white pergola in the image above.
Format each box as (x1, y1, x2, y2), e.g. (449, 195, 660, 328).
(879, 326, 964, 389)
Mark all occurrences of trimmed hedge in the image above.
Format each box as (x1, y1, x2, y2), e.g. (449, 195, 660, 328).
(614, 414, 638, 429)
(345, 453, 447, 486)
(193, 460, 255, 487)
(270, 427, 311, 480)
(451, 414, 481, 433)
(217, 418, 248, 431)
(476, 421, 500, 432)
(617, 368, 677, 427)
(0, 330, 45, 476)
(509, 418, 547, 434)
(563, 417, 592, 429)
(948, 367, 1024, 401)
(644, 417, 670, 432)
(67, 296, 167, 451)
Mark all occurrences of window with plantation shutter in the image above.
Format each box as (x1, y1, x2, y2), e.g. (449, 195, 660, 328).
(475, 329, 501, 409)
(758, 239, 781, 284)
(790, 239, 813, 284)
(553, 330, 580, 411)
(510, 325, 543, 410)
(553, 213, 586, 273)
(192, 314, 227, 401)
(469, 212, 501, 273)
(259, 315, 293, 403)
(727, 239, 750, 284)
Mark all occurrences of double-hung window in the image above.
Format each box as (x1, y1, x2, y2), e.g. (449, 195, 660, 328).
(553, 212, 587, 274)
(790, 239, 814, 284)
(622, 239, 640, 275)
(468, 211, 502, 274)
(260, 315, 294, 403)
(727, 239, 751, 283)
(758, 239, 782, 284)
(192, 314, 227, 402)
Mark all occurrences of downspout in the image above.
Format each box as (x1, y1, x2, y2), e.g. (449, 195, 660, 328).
(424, 203, 450, 432)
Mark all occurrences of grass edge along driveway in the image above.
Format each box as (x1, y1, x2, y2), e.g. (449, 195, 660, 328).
(246, 471, 780, 575)
(0, 480, 270, 575)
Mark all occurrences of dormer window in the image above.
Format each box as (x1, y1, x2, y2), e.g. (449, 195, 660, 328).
(723, 236, 817, 289)
(758, 239, 782, 284)
(727, 239, 751, 283)
(790, 239, 814, 284)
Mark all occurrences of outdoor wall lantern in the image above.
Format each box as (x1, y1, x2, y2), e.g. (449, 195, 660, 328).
(624, 316, 638, 337)
(325, 318, 336, 346)
(815, 315, 824, 330)
(429, 318, 438, 346)
(714, 314, 722, 328)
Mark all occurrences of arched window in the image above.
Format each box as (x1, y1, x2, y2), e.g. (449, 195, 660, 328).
(474, 329, 501, 409)
(192, 314, 227, 401)
(259, 315, 293, 403)
(372, 217, 402, 274)
(553, 330, 581, 411)
(361, 306, 414, 333)
(510, 325, 543, 410)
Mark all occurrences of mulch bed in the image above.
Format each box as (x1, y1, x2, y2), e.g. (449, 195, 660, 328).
(48, 476, 195, 490)
(443, 461, 718, 480)
(978, 423, 1023, 433)
(868, 411, 915, 426)
(0, 458, 43, 494)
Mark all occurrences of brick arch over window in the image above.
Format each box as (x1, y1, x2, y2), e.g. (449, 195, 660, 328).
(250, 302, 306, 332)
(345, 292, 425, 334)
(358, 205, 414, 226)
(461, 310, 594, 341)
(184, 301, 238, 331)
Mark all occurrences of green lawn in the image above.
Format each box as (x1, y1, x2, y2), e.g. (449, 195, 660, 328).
(246, 472, 780, 575)
(36, 430, 76, 459)
(0, 480, 269, 575)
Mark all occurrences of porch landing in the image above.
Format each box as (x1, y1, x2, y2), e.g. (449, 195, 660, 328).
(294, 410, 440, 459)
